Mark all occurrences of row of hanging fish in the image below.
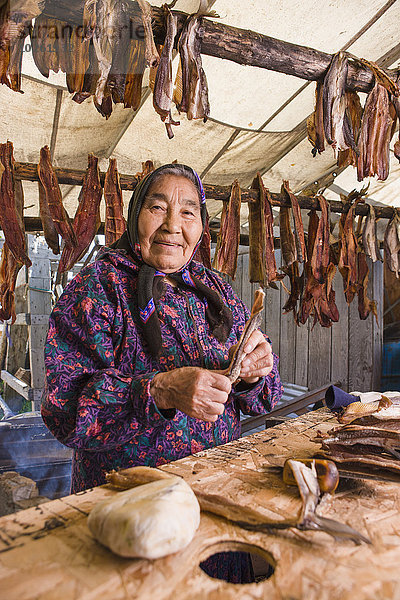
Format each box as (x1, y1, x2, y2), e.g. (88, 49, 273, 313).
(0, 140, 139, 322)
(211, 177, 399, 327)
(0, 1, 214, 135)
(307, 52, 400, 181)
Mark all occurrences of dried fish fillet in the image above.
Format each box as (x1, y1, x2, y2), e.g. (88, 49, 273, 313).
(212, 180, 241, 279)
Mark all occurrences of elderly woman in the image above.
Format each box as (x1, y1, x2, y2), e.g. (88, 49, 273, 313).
(42, 163, 282, 581)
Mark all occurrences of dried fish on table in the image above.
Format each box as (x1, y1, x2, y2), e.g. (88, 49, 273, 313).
(307, 80, 325, 156)
(0, 0, 43, 91)
(58, 154, 103, 273)
(357, 82, 396, 182)
(0, 141, 31, 266)
(38, 145, 77, 247)
(212, 180, 241, 279)
(322, 52, 358, 154)
(104, 158, 126, 247)
(153, 6, 180, 139)
(384, 208, 400, 278)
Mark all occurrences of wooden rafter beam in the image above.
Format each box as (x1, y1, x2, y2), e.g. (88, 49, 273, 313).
(15, 160, 396, 224)
(41, 0, 398, 93)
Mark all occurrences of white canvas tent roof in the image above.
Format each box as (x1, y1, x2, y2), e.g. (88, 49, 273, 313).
(1, 0, 400, 225)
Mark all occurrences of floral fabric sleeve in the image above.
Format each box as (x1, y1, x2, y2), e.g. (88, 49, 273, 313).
(42, 271, 173, 451)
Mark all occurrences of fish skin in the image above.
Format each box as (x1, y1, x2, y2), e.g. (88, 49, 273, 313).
(362, 203, 382, 263)
(0, 141, 31, 266)
(212, 180, 241, 279)
(38, 145, 77, 248)
(58, 154, 102, 273)
(104, 158, 126, 247)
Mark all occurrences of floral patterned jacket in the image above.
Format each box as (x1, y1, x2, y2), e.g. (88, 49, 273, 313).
(42, 249, 283, 492)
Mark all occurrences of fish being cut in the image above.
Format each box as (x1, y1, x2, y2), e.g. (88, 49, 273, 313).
(0, 141, 31, 266)
(58, 154, 102, 273)
(212, 180, 241, 279)
(38, 146, 76, 247)
(104, 158, 126, 247)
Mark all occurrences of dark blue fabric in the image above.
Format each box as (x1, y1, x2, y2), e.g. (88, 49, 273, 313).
(325, 385, 360, 411)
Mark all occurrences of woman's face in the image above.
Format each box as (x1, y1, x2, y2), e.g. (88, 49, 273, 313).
(137, 174, 203, 273)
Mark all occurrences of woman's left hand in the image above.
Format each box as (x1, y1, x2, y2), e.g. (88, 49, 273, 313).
(231, 330, 274, 384)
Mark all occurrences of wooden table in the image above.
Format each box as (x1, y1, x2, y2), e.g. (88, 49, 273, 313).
(1, 409, 400, 600)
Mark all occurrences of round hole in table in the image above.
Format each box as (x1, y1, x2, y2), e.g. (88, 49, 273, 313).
(199, 540, 275, 585)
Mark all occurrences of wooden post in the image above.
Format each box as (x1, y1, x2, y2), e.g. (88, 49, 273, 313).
(27, 237, 52, 411)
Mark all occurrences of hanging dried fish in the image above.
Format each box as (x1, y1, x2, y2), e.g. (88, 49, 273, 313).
(212, 180, 241, 279)
(38, 180, 60, 255)
(311, 195, 330, 282)
(249, 175, 266, 283)
(357, 82, 396, 181)
(384, 209, 400, 278)
(263, 185, 281, 286)
(307, 80, 325, 156)
(65, 24, 91, 94)
(279, 205, 296, 268)
(337, 91, 363, 169)
(0, 141, 31, 266)
(194, 208, 212, 269)
(362, 203, 382, 263)
(176, 6, 211, 122)
(282, 181, 307, 264)
(322, 52, 358, 153)
(338, 195, 363, 304)
(357, 251, 378, 322)
(38, 145, 77, 248)
(136, 0, 160, 69)
(123, 39, 146, 110)
(356, 57, 400, 97)
(282, 261, 302, 320)
(104, 158, 126, 246)
(84, 0, 130, 107)
(0, 0, 43, 91)
(153, 6, 180, 139)
(58, 154, 102, 273)
(31, 16, 70, 79)
(0, 179, 29, 322)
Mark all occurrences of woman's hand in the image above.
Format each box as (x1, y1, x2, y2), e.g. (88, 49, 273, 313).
(150, 367, 232, 422)
(231, 330, 274, 384)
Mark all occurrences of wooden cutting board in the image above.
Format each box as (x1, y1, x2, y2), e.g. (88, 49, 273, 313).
(1, 410, 400, 600)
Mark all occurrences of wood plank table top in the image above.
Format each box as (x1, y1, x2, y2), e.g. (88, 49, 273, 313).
(1, 409, 400, 600)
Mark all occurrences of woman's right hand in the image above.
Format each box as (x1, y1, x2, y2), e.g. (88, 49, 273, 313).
(150, 367, 232, 422)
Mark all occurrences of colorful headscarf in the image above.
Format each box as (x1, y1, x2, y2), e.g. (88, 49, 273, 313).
(114, 163, 233, 357)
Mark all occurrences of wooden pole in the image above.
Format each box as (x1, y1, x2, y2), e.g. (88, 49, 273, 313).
(16, 160, 396, 229)
(41, 0, 396, 93)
